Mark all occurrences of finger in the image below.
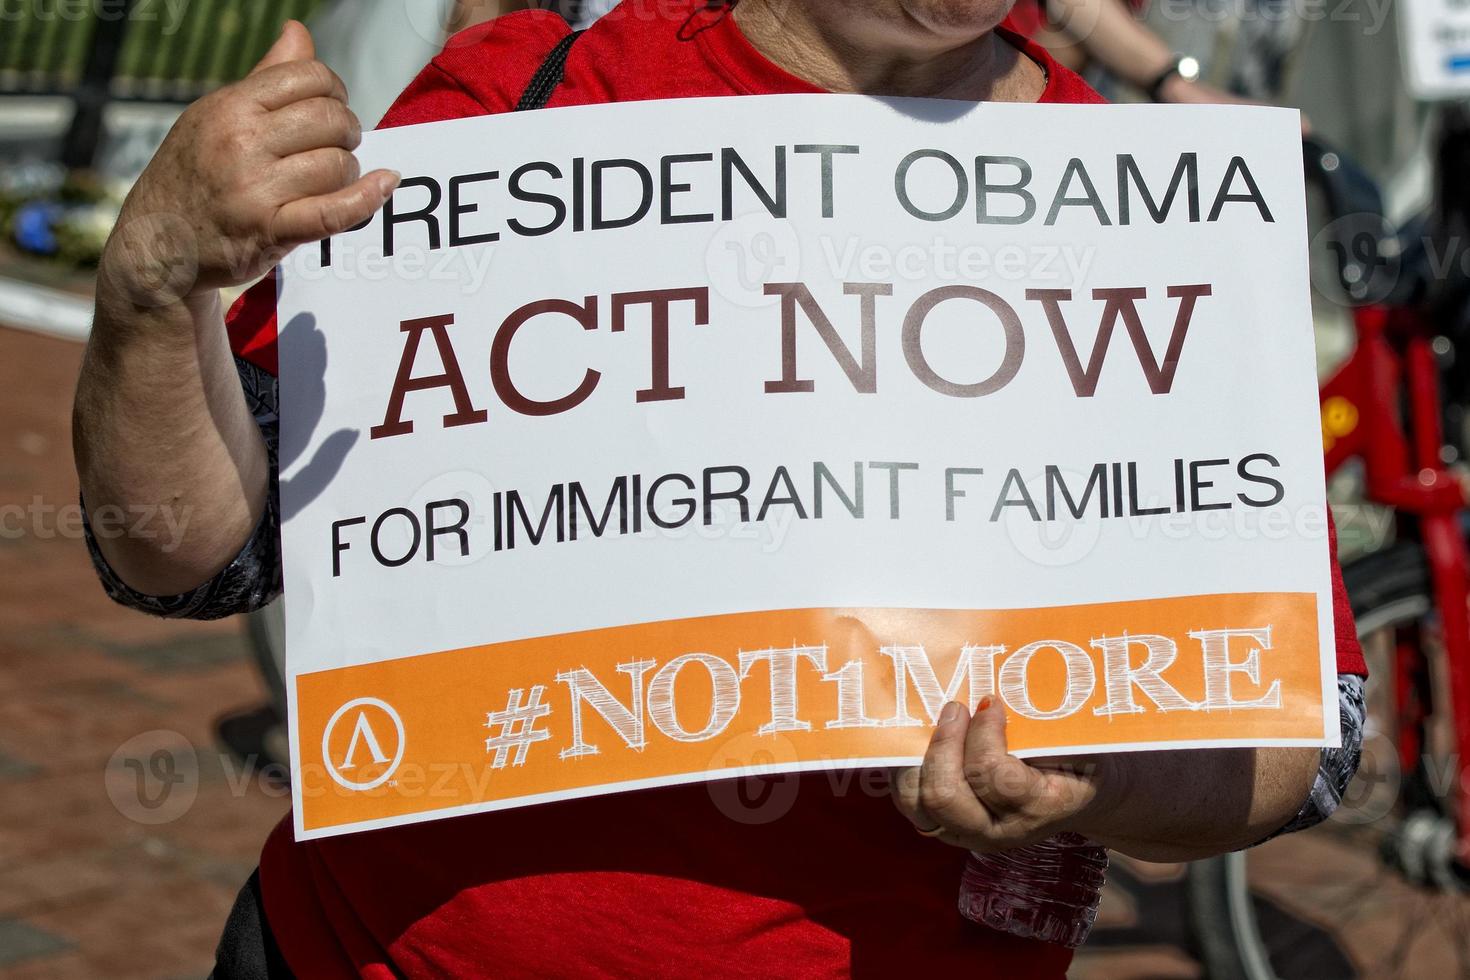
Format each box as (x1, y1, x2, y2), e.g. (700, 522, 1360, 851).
(918, 702, 992, 831)
(250, 20, 315, 75)
(266, 97, 362, 156)
(890, 765, 938, 830)
(267, 148, 362, 201)
(249, 58, 349, 112)
(962, 697, 1048, 812)
(269, 169, 399, 246)
(964, 692, 1009, 762)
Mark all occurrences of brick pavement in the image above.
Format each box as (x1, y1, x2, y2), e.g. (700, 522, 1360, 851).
(0, 326, 287, 979)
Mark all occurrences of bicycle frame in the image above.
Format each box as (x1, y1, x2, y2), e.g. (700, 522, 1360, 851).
(1320, 302, 1470, 857)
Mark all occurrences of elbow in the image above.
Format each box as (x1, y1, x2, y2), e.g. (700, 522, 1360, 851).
(1201, 746, 1323, 858)
(84, 497, 226, 598)
(1103, 746, 1326, 863)
(1251, 746, 1324, 842)
(81, 492, 280, 621)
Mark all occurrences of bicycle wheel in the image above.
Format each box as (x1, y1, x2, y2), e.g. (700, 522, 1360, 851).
(1184, 539, 1470, 979)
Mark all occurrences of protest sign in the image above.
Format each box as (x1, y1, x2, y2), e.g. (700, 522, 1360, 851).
(277, 96, 1336, 839)
(1399, 0, 1470, 98)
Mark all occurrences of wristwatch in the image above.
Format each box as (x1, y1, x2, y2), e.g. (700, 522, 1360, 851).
(1146, 55, 1201, 102)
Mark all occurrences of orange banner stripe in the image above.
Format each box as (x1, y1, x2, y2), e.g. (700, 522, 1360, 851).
(296, 592, 1324, 833)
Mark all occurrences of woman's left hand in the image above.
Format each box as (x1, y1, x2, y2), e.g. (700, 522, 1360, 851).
(891, 698, 1118, 852)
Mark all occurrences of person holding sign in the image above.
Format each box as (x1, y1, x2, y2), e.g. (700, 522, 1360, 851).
(74, 1, 1366, 976)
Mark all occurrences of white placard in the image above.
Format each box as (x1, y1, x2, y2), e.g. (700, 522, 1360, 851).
(276, 96, 1335, 839)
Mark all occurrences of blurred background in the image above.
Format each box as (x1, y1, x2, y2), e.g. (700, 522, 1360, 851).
(2, 0, 1469, 976)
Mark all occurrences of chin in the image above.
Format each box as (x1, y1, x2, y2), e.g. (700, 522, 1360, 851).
(897, 0, 1014, 37)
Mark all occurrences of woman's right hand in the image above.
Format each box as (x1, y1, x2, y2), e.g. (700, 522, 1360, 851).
(99, 19, 399, 307)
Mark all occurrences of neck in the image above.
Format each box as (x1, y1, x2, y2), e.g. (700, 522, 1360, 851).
(731, 1, 1042, 101)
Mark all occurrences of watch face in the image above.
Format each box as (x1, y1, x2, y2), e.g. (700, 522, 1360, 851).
(1177, 55, 1202, 83)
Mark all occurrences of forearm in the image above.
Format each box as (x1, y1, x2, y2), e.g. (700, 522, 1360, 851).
(448, 0, 531, 33)
(75, 20, 394, 599)
(74, 265, 268, 596)
(1047, 0, 1174, 89)
(1065, 746, 1319, 862)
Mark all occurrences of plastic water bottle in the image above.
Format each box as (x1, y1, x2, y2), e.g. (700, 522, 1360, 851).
(957, 832, 1109, 948)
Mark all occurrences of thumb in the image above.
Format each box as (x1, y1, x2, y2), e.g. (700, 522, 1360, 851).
(251, 20, 315, 74)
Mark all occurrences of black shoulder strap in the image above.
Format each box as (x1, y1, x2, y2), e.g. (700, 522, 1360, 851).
(515, 30, 584, 111)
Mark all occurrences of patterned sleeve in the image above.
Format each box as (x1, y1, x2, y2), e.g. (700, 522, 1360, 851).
(1258, 673, 1366, 842)
(83, 355, 282, 620)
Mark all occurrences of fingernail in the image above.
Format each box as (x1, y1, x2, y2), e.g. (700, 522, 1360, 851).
(977, 696, 992, 712)
(377, 170, 401, 195)
(939, 702, 961, 726)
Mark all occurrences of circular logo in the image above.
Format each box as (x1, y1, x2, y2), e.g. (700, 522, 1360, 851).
(704, 732, 801, 825)
(322, 698, 406, 791)
(1309, 210, 1400, 307)
(105, 729, 199, 825)
(1001, 470, 1104, 568)
(401, 468, 499, 568)
(703, 212, 802, 308)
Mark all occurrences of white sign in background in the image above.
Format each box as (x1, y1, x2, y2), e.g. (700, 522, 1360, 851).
(1400, 0, 1470, 98)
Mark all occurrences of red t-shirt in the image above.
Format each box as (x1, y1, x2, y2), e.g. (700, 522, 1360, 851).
(233, 5, 1366, 977)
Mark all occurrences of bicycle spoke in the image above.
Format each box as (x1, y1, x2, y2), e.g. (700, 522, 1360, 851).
(1193, 574, 1470, 980)
(1383, 891, 1430, 979)
(1454, 896, 1470, 977)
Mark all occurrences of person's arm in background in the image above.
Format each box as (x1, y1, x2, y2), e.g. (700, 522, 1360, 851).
(73, 22, 397, 597)
(449, 0, 532, 34)
(1040, 0, 1252, 105)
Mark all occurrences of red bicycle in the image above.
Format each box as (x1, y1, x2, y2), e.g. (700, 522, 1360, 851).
(1173, 113, 1470, 978)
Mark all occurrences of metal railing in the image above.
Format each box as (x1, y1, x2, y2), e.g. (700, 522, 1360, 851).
(2, 0, 324, 100)
(1, 0, 323, 165)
